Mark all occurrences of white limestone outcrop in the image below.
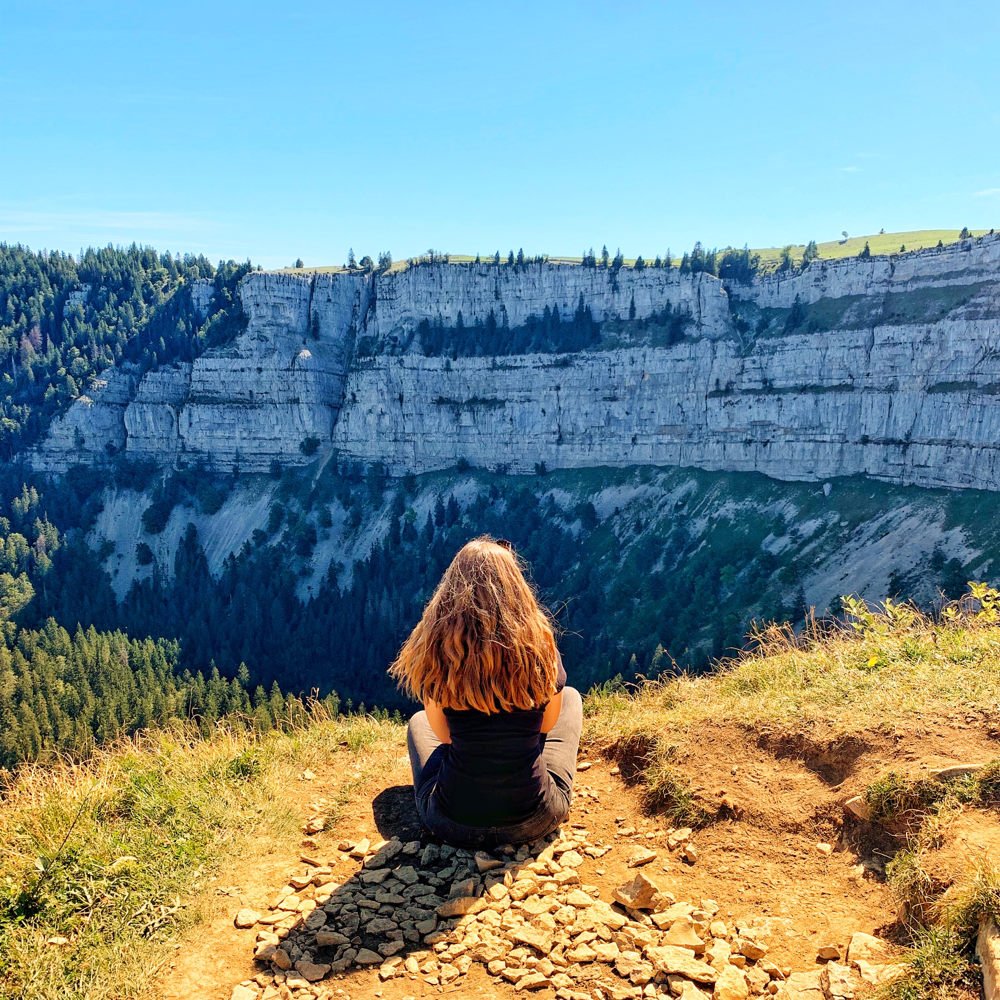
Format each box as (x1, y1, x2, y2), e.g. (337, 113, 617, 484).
(28, 235, 1000, 491)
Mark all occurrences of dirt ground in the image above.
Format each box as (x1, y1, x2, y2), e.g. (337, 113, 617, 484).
(156, 715, 1000, 1000)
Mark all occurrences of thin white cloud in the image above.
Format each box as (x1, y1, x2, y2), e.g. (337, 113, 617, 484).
(974, 188, 1000, 197)
(0, 208, 207, 233)
(842, 166, 859, 173)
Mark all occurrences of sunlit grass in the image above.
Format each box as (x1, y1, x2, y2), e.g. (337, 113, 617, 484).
(0, 709, 405, 1000)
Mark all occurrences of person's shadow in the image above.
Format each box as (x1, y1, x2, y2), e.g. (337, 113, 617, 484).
(371, 785, 424, 842)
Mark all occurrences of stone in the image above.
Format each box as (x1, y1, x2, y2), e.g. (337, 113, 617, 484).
(560, 851, 585, 868)
(714, 965, 749, 1000)
(355, 948, 383, 964)
(591, 940, 620, 962)
(739, 938, 768, 961)
(235, 908, 261, 928)
(663, 917, 705, 953)
(668, 828, 693, 850)
(315, 930, 349, 947)
(815, 844, 833, 856)
(402, 839, 421, 854)
(706, 939, 732, 970)
(294, 960, 331, 981)
(821, 962, 858, 1000)
(437, 896, 485, 918)
(612, 872, 667, 911)
(782, 970, 825, 1000)
(646, 946, 720, 984)
(349, 839, 370, 858)
(682, 844, 699, 864)
(230, 987, 258, 1000)
(395, 866, 420, 885)
(817, 944, 841, 961)
(843, 797, 870, 821)
(846, 932, 887, 964)
(378, 939, 406, 957)
(476, 851, 504, 872)
(448, 876, 478, 897)
(270, 948, 292, 970)
(567, 942, 598, 962)
(509, 924, 555, 954)
(516, 972, 553, 990)
(652, 902, 694, 930)
(745, 965, 770, 995)
(627, 847, 658, 868)
(980, 920, 1000, 1000)
(337, 839, 355, 851)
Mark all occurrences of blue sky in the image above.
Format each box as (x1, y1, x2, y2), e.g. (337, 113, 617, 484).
(2, 0, 998, 269)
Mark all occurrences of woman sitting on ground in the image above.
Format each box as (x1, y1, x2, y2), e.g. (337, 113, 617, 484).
(390, 535, 582, 849)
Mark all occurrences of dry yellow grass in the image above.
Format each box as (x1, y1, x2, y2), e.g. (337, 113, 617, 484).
(582, 599, 1000, 800)
(0, 711, 405, 1000)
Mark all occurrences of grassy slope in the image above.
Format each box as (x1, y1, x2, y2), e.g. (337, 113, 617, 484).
(0, 710, 405, 1000)
(275, 229, 995, 274)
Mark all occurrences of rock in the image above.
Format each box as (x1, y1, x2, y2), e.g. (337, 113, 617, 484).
(851, 961, 904, 986)
(739, 938, 768, 961)
(378, 939, 406, 956)
(355, 948, 383, 965)
(710, 921, 728, 938)
(745, 965, 770, 995)
(509, 924, 555, 954)
(846, 932, 887, 964)
(843, 797, 870, 821)
(612, 872, 667, 911)
(560, 850, 585, 868)
(931, 763, 985, 780)
(254, 943, 277, 962)
(567, 942, 598, 962)
(230, 987, 258, 1000)
(591, 940, 620, 962)
(646, 945, 720, 984)
(817, 944, 841, 961)
(337, 838, 355, 851)
(664, 917, 706, 953)
(437, 895, 485, 917)
(815, 843, 833, 856)
(782, 970, 825, 1000)
(682, 844, 699, 864)
(235, 908, 261, 929)
(714, 965, 749, 1000)
(448, 876, 478, 897)
(294, 960, 330, 981)
(626, 847, 658, 868)
(706, 939, 731, 970)
(821, 962, 859, 999)
(315, 929, 349, 947)
(45, 936, 70, 947)
(475, 851, 503, 872)
(402, 839, 421, 854)
(349, 838, 370, 858)
(395, 866, 420, 885)
(516, 972, 553, 990)
(270, 948, 292, 970)
(668, 828, 693, 850)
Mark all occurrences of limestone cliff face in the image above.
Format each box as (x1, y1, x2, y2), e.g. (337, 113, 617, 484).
(29, 235, 1000, 491)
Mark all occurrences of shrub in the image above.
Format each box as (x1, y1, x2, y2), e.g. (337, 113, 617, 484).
(136, 542, 154, 566)
(299, 436, 321, 457)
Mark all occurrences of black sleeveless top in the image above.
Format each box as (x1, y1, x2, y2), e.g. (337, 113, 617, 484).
(433, 653, 567, 827)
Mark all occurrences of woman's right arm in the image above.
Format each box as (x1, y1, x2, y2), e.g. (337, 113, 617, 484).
(424, 697, 452, 744)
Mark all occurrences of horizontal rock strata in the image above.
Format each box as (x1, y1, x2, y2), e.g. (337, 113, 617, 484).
(29, 235, 1000, 491)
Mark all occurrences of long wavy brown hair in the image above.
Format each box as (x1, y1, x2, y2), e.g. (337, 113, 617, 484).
(389, 535, 559, 713)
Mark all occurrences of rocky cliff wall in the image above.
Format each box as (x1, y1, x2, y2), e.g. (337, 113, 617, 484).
(28, 234, 1000, 490)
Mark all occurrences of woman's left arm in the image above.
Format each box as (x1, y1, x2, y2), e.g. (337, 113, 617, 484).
(540, 691, 563, 734)
(424, 697, 452, 744)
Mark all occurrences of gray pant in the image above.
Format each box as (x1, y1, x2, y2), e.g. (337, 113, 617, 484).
(406, 686, 583, 849)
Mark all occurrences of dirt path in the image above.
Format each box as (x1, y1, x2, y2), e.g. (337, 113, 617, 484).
(155, 716, 998, 1000)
